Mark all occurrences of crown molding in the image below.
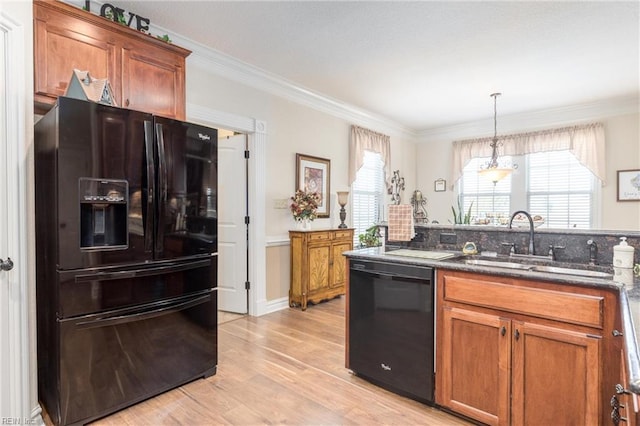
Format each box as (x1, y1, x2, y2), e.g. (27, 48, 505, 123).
(183, 41, 417, 140)
(62, 1, 638, 145)
(417, 95, 639, 142)
(61, 1, 415, 138)
(179, 32, 640, 144)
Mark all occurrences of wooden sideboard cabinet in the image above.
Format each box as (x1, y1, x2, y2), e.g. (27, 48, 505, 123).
(289, 229, 354, 310)
(34, 0, 190, 119)
(436, 269, 620, 426)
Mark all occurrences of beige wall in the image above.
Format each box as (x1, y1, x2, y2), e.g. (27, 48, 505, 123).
(417, 112, 640, 230)
(186, 63, 417, 302)
(265, 244, 290, 301)
(602, 113, 640, 229)
(187, 62, 638, 303)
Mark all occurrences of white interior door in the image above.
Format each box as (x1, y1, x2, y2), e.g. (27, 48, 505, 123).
(1, 3, 41, 421)
(217, 133, 248, 313)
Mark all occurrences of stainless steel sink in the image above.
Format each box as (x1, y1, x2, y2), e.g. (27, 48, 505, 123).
(462, 258, 534, 271)
(452, 256, 613, 279)
(530, 265, 613, 279)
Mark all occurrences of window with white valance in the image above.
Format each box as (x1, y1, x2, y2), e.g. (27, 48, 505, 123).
(349, 125, 391, 245)
(349, 125, 391, 189)
(451, 122, 606, 188)
(455, 122, 604, 229)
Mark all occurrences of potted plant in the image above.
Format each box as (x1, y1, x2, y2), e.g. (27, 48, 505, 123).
(358, 225, 381, 247)
(451, 196, 473, 225)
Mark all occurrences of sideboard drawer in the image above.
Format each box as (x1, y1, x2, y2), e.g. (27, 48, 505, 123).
(333, 230, 353, 239)
(308, 231, 331, 241)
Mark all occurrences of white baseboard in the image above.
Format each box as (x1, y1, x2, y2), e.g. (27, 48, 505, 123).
(256, 297, 290, 316)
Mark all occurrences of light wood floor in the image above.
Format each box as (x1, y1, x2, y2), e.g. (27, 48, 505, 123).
(85, 297, 470, 425)
(218, 310, 246, 325)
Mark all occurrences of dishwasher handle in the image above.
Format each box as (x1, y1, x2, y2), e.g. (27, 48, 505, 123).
(350, 263, 433, 282)
(358, 271, 430, 283)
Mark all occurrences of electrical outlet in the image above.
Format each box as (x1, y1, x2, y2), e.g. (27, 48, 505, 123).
(273, 198, 289, 209)
(440, 233, 457, 244)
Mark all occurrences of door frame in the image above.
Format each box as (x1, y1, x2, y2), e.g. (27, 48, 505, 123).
(0, 5, 43, 422)
(187, 103, 268, 316)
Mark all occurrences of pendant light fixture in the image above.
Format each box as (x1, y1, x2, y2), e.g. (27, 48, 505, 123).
(478, 92, 513, 184)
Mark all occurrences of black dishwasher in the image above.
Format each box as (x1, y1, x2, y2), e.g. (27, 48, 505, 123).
(348, 259, 434, 404)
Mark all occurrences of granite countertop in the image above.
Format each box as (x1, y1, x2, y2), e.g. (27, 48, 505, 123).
(345, 246, 640, 394)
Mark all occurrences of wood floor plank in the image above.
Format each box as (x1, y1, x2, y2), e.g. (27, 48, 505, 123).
(80, 297, 472, 425)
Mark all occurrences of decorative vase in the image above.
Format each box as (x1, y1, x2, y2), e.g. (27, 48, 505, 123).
(296, 218, 312, 230)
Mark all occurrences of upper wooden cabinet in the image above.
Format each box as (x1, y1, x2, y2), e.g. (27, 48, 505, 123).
(33, 0, 190, 120)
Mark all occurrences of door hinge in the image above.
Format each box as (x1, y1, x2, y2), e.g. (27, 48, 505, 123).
(245, 281, 251, 290)
(244, 150, 250, 159)
(244, 216, 250, 225)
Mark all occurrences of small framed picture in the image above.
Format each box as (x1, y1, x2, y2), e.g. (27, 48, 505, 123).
(295, 153, 331, 217)
(434, 178, 446, 192)
(617, 169, 640, 201)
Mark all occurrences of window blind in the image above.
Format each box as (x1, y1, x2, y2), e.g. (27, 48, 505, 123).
(461, 157, 512, 222)
(528, 151, 593, 229)
(352, 151, 384, 246)
(460, 150, 596, 228)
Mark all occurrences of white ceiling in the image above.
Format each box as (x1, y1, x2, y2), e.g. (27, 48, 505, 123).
(114, 1, 639, 132)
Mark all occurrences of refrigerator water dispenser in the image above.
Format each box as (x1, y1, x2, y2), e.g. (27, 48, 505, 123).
(79, 178, 129, 249)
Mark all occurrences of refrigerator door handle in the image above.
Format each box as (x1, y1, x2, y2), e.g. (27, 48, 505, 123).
(155, 122, 167, 254)
(143, 120, 156, 253)
(74, 258, 211, 283)
(74, 293, 212, 330)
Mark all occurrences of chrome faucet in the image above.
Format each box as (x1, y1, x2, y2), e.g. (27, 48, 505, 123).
(587, 239, 598, 265)
(509, 210, 535, 255)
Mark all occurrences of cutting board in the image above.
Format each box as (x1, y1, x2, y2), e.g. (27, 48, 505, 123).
(385, 249, 455, 260)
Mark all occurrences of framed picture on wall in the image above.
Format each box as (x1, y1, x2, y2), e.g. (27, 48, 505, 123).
(296, 153, 331, 217)
(434, 178, 446, 192)
(617, 169, 640, 201)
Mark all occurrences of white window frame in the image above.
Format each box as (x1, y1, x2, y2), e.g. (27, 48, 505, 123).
(351, 150, 386, 246)
(459, 150, 600, 229)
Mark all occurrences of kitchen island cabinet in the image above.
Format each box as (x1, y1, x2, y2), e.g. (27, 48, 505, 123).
(34, 0, 189, 119)
(289, 229, 353, 310)
(436, 269, 619, 426)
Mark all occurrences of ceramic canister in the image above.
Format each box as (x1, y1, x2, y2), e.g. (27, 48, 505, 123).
(614, 237, 635, 269)
(615, 267, 634, 287)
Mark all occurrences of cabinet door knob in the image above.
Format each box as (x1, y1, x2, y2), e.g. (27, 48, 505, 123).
(125, 98, 130, 107)
(501, 326, 506, 336)
(514, 329, 520, 340)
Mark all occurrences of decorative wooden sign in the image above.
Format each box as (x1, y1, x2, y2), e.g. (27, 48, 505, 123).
(84, 1, 151, 32)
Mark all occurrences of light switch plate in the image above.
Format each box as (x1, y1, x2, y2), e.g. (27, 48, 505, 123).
(273, 198, 289, 209)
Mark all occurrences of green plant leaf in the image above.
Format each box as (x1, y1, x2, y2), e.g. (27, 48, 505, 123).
(464, 201, 474, 224)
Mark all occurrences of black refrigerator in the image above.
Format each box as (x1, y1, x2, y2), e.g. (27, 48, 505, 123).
(35, 97, 218, 426)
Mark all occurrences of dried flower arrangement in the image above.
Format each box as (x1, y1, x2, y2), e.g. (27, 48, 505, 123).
(290, 190, 320, 221)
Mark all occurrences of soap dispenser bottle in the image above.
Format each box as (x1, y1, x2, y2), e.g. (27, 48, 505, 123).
(613, 237, 635, 268)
